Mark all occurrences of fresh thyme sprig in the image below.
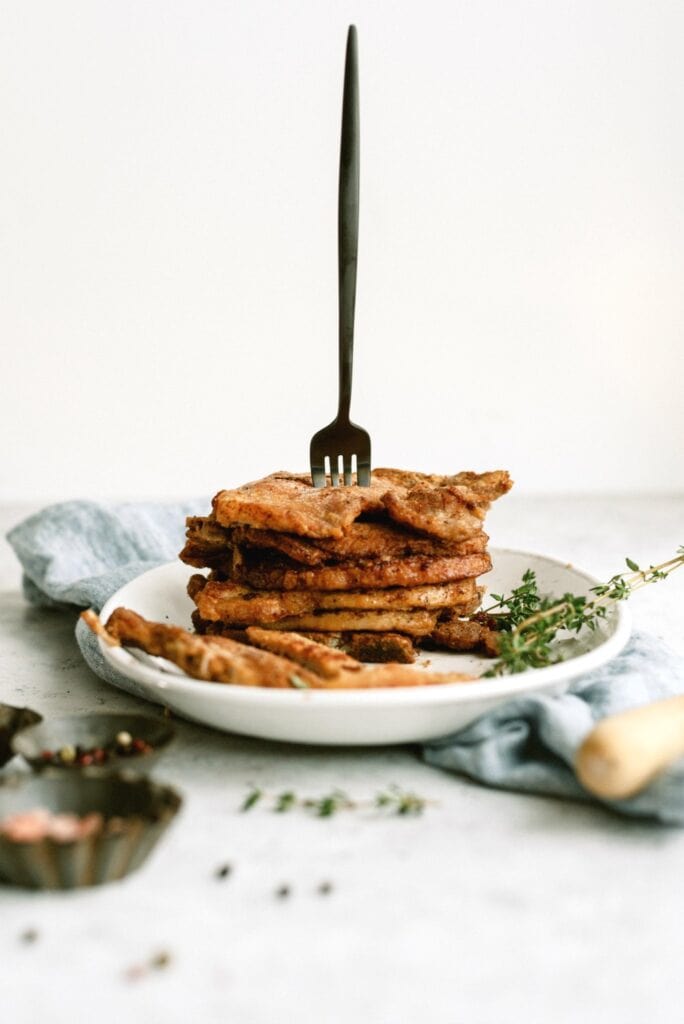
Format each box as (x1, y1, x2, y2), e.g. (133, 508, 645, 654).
(239, 786, 433, 818)
(374, 785, 428, 816)
(483, 547, 684, 677)
(483, 568, 541, 627)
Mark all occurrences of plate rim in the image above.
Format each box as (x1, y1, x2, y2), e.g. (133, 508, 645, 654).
(97, 547, 632, 707)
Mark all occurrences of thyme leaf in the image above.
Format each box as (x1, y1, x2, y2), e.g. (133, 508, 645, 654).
(240, 786, 263, 812)
(275, 791, 297, 813)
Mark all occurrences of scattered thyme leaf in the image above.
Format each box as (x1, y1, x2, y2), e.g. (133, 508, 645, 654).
(238, 787, 433, 818)
(240, 786, 263, 812)
(313, 790, 352, 817)
(375, 785, 428, 816)
(275, 791, 297, 813)
(124, 950, 172, 982)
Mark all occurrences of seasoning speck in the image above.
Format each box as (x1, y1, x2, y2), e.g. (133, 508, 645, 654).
(317, 881, 334, 896)
(215, 863, 232, 880)
(20, 928, 38, 944)
(151, 951, 172, 970)
(275, 884, 291, 900)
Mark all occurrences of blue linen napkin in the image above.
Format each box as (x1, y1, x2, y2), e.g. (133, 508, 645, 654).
(7, 500, 684, 823)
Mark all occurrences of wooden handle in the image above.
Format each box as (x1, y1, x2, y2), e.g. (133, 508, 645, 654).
(576, 695, 684, 799)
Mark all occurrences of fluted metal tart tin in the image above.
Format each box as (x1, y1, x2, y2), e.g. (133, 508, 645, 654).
(0, 771, 182, 889)
(0, 703, 42, 767)
(12, 712, 175, 773)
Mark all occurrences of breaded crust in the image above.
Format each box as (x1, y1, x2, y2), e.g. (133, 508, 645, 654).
(180, 518, 489, 572)
(297, 631, 417, 664)
(382, 485, 485, 542)
(82, 608, 321, 688)
(189, 575, 480, 624)
(192, 614, 418, 664)
(212, 472, 388, 539)
(209, 469, 511, 541)
(427, 612, 501, 656)
(258, 608, 439, 636)
(245, 627, 361, 678)
(233, 523, 489, 564)
(324, 664, 474, 689)
(232, 551, 492, 591)
(180, 516, 236, 570)
(373, 468, 512, 501)
(191, 610, 246, 643)
(380, 470, 513, 542)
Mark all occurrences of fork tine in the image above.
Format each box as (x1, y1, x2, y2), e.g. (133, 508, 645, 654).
(311, 464, 326, 489)
(357, 459, 371, 487)
(343, 455, 353, 486)
(310, 443, 326, 488)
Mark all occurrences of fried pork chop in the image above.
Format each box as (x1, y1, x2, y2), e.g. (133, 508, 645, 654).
(381, 471, 513, 543)
(244, 627, 361, 678)
(180, 517, 235, 571)
(189, 575, 480, 624)
(320, 663, 474, 689)
(229, 550, 492, 592)
(238, 523, 488, 562)
(258, 608, 439, 636)
(427, 612, 501, 656)
(181, 518, 490, 570)
(209, 469, 511, 542)
(192, 614, 418, 664)
(212, 472, 388, 539)
(82, 608, 321, 688)
(174, 466, 510, 672)
(82, 609, 474, 689)
(295, 631, 417, 664)
(373, 468, 512, 502)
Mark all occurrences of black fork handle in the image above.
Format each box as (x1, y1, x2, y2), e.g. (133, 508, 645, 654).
(337, 25, 359, 425)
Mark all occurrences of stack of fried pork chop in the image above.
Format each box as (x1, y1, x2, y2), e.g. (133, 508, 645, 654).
(181, 469, 512, 664)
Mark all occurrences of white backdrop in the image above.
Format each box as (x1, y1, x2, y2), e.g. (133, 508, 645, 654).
(1, 0, 682, 500)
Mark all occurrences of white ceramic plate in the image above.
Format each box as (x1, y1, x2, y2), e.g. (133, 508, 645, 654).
(97, 550, 630, 746)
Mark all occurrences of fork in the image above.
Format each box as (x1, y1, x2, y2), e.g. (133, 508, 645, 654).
(309, 25, 372, 488)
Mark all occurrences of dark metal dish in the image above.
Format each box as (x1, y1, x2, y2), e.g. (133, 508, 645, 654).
(0, 770, 182, 889)
(12, 712, 174, 773)
(0, 703, 42, 767)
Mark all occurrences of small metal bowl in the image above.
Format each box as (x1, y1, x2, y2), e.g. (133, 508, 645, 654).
(0, 703, 42, 767)
(12, 713, 175, 773)
(0, 770, 182, 889)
